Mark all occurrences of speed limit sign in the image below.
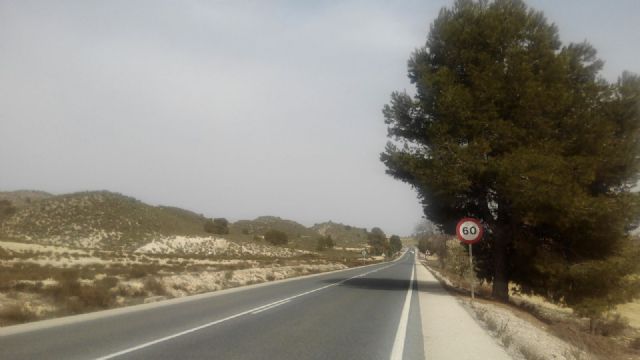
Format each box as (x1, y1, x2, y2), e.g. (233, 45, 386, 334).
(456, 218, 483, 244)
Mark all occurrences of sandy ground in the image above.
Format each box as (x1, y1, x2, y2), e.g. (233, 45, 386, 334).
(0, 240, 87, 254)
(135, 236, 310, 257)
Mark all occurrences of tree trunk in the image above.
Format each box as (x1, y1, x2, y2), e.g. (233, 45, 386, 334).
(491, 227, 510, 302)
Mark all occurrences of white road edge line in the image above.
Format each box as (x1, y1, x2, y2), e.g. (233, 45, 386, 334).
(389, 262, 415, 360)
(95, 262, 397, 360)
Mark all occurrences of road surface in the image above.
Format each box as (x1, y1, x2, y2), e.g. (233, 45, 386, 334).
(0, 251, 424, 360)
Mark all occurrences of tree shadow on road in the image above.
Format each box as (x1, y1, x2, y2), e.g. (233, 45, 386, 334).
(322, 277, 449, 296)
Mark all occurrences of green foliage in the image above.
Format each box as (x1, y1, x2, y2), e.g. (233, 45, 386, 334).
(381, 0, 640, 310)
(419, 233, 450, 267)
(367, 227, 388, 256)
(310, 221, 368, 247)
(315, 235, 335, 251)
(417, 238, 429, 254)
(204, 218, 229, 235)
(389, 235, 403, 253)
(444, 239, 471, 279)
(264, 229, 289, 245)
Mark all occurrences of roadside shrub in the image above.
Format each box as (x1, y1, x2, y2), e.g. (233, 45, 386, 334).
(0, 304, 36, 324)
(444, 239, 471, 279)
(315, 235, 335, 251)
(48, 270, 115, 312)
(486, 316, 499, 332)
(502, 333, 513, 348)
(128, 267, 148, 279)
(631, 337, 640, 350)
(520, 345, 545, 360)
(99, 276, 119, 289)
(77, 283, 112, 309)
(225, 271, 234, 280)
(264, 229, 288, 245)
(474, 307, 487, 321)
(597, 313, 629, 336)
(143, 277, 166, 295)
(52, 269, 81, 300)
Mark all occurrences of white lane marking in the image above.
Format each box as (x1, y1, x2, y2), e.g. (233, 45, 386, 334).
(251, 299, 291, 315)
(95, 262, 397, 360)
(389, 263, 415, 360)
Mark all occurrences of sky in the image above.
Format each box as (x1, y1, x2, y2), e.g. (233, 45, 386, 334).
(0, 1, 638, 236)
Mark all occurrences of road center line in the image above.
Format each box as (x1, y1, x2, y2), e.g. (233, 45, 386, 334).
(389, 261, 415, 360)
(95, 261, 397, 360)
(251, 299, 291, 314)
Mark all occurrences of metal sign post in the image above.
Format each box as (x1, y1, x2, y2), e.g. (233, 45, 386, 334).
(456, 217, 484, 304)
(469, 243, 474, 301)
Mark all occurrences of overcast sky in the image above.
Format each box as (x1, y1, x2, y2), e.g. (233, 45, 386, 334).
(1, 1, 638, 235)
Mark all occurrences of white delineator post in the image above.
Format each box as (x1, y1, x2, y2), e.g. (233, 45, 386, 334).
(455, 217, 484, 304)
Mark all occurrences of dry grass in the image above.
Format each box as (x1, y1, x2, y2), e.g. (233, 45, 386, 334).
(519, 344, 545, 360)
(618, 301, 640, 329)
(426, 259, 640, 360)
(547, 322, 626, 359)
(0, 304, 36, 325)
(143, 277, 166, 296)
(0, 241, 352, 326)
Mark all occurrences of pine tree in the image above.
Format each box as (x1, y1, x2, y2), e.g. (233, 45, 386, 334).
(367, 227, 388, 256)
(381, 0, 640, 311)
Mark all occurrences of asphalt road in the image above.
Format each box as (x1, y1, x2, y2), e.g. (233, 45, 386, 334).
(0, 251, 423, 360)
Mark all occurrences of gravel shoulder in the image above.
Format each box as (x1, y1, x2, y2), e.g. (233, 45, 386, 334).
(415, 254, 512, 360)
(418, 255, 599, 360)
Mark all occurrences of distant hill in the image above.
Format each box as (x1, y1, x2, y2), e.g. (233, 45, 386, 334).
(0, 189, 375, 252)
(231, 216, 317, 240)
(0, 190, 53, 209)
(0, 191, 208, 249)
(311, 221, 369, 247)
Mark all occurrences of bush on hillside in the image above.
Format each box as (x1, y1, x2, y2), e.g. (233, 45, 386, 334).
(0, 200, 16, 223)
(316, 235, 335, 251)
(204, 218, 229, 235)
(264, 229, 288, 245)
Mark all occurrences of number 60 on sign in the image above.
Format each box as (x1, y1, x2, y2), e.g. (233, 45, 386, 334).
(456, 218, 483, 244)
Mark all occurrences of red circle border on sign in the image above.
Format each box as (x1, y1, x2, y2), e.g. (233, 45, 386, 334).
(456, 217, 484, 244)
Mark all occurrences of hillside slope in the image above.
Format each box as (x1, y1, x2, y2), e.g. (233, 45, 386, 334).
(311, 221, 368, 247)
(0, 190, 53, 209)
(232, 216, 317, 238)
(0, 191, 208, 249)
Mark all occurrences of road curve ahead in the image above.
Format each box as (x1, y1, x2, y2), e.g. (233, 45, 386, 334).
(0, 251, 423, 360)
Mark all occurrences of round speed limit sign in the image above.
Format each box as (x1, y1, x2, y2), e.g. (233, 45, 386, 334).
(456, 218, 484, 244)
